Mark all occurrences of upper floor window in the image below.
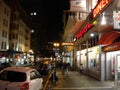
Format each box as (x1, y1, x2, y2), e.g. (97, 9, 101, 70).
(6, 10, 9, 16)
(3, 19, 8, 27)
(2, 30, 4, 37)
(4, 8, 9, 17)
(4, 8, 6, 15)
(1, 41, 5, 49)
(2, 30, 7, 38)
(3, 19, 5, 25)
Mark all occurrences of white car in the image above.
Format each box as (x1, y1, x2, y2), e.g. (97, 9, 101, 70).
(0, 66, 43, 90)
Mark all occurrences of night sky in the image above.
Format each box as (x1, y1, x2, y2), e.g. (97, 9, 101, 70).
(19, 0, 70, 56)
(19, 0, 70, 42)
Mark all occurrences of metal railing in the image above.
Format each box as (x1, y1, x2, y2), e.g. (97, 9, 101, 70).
(42, 68, 56, 90)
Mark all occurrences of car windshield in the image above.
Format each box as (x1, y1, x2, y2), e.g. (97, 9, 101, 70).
(0, 70, 26, 82)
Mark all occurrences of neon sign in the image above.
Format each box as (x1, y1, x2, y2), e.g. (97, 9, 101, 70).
(61, 42, 74, 46)
(93, 0, 111, 18)
(75, 23, 93, 39)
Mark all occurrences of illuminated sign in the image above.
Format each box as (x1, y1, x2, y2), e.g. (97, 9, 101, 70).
(113, 11, 120, 29)
(70, 0, 86, 12)
(61, 42, 74, 46)
(102, 42, 120, 52)
(75, 23, 93, 39)
(93, 0, 112, 18)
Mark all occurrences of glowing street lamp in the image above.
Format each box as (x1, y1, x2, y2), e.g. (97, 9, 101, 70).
(53, 43, 60, 47)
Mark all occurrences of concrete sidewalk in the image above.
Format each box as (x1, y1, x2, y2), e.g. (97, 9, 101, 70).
(50, 70, 120, 90)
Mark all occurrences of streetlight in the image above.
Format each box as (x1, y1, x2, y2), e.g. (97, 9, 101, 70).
(53, 43, 60, 58)
(53, 43, 60, 47)
(31, 29, 35, 33)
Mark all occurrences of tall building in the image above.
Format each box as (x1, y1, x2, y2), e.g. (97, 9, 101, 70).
(0, 0, 32, 64)
(0, 0, 11, 52)
(65, 0, 120, 82)
(62, 0, 98, 70)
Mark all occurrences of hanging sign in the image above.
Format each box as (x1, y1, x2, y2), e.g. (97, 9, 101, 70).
(61, 42, 74, 46)
(113, 11, 120, 29)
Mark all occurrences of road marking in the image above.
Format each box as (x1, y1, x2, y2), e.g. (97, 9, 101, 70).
(51, 86, 113, 89)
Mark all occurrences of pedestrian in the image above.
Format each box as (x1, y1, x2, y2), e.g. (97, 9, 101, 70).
(80, 64, 83, 74)
(66, 62, 70, 76)
(62, 61, 69, 78)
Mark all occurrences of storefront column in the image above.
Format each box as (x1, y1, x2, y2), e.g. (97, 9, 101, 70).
(101, 51, 106, 81)
(86, 41, 89, 68)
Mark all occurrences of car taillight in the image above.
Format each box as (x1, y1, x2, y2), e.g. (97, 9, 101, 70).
(20, 82, 29, 90)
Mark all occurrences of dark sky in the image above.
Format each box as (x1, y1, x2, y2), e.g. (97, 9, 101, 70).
(19, 0, 70, 42)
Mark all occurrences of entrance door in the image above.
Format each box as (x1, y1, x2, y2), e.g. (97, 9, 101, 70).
(114, 54, 120, 86)
(106, 52, 115, 80)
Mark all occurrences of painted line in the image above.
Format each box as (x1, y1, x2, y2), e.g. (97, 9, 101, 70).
(51, 86, 113, 89)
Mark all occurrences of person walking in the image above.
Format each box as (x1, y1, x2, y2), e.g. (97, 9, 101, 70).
(66, 62, 70, 77)
(80, 64, 83, 74)
(62, 62, 70, 78)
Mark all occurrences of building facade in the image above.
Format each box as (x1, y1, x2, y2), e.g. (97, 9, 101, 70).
(62, 0, 98, 70)
(0, 0, 32, 64)
(74, 0, 120, 82)
(0, 0, 11, 62)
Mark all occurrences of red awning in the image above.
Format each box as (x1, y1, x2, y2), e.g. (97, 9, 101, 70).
(98, 31, 120, 45)
(70, 21, 84, 35)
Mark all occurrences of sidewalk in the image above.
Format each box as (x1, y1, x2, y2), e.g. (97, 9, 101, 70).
(50, 69, 119, 90)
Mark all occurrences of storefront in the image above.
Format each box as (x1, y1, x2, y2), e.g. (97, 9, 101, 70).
(0, 51, 10, 63)
(62, 51, 73, 68)
(101, 42, 120, 81)
(76, 46, 101, 80)
(74, 0, 120, 81)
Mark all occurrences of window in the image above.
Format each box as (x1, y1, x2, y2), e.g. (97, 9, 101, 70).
(30, 70, 41, 80)
(7, 10, 9, 16)
(1, 41, 4, 49)
(2, 30, 4, 37)
(6, 20, 8, 27)
(30, 71, 37, 80)
(0, 70, 26, 82)
(3, 19, 5, 25)
(4, 8, 6, 15)
(4, 42, 6, 49)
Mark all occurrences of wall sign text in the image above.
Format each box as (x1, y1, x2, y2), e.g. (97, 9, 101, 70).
(75, 23, 93, 39)
(93, 0, 111, 18)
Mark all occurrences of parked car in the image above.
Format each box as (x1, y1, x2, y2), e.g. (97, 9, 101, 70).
(0, 62, 12, 71)
(0, 66, 43, 90)
(36, 63, 49, 76)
